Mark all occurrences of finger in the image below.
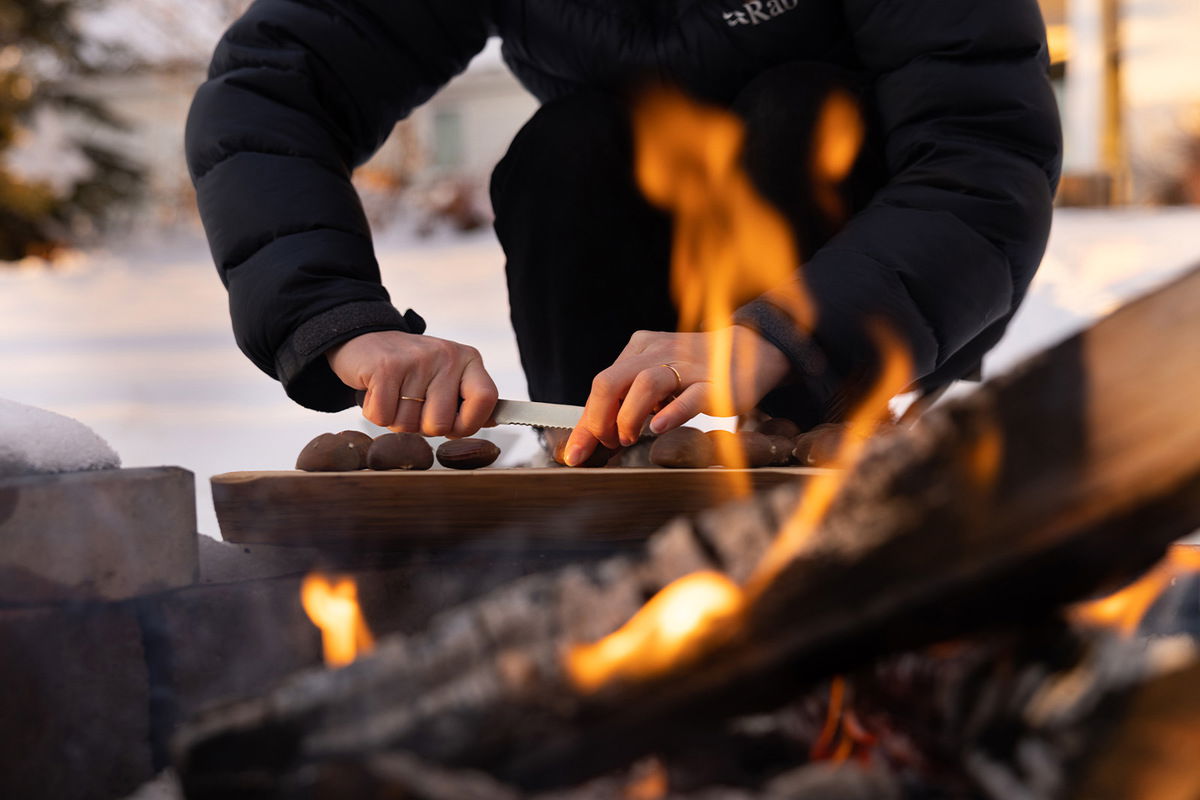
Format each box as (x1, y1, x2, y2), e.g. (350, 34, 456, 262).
(562, 423, 603, 468)
(421, 368, 460, 437)
(650, 382, 711, 434)
(580, 365, 637, 450)
(363, 373, 403, 429)
(616, 364, 682, 446)
(389, 373, 429, 433)
(454, 357, 499, 437)
(576, 379, 624, 453)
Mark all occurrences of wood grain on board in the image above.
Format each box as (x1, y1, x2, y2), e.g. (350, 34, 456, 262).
(211, 467, 825, 549)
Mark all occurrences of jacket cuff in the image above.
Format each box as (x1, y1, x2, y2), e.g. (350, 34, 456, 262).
(275, 301, 427, 412)
(733, 297, 846, 427)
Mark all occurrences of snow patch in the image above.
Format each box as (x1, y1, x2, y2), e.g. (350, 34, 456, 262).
(0, 398, 121, 479)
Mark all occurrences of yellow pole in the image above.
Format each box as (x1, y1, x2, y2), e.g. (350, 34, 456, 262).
(1101, 0, 1126, 202)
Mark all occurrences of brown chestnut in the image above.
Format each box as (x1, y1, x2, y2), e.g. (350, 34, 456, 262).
(367, 433, 434, 471)
(551, 437, 618, 468)
(436, 438, 501, 470)
(335, 430, 372, 469)
(739, 431, 776, 468)
(706, 430, 775, 468)
(792, 425, 844, 467)
(703, 430, 733, 466)
(765, 434, 796, 466)
(296, 433, 364, 472)
(650, 427, 713, 468)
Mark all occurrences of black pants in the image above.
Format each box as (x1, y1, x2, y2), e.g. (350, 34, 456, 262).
(490, 62, 885, 409)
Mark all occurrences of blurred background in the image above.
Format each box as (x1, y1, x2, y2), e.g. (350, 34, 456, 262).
(1, 0, 1198, 537)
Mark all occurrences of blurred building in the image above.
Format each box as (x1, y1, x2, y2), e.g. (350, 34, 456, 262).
(1043, 0, 1200, 205)
(43, 0, 1200, 224)
(67, 1, 537, 228)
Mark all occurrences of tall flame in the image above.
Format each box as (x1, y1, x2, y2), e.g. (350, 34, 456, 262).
(565, 88, 910, 694)
(633, 87, 824, 478)
(301, 572, 375, 668)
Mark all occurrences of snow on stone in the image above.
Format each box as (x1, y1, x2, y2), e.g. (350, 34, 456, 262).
(0, 398, 121, 479)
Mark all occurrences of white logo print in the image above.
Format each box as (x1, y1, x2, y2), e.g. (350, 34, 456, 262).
(723, 0, 799, 27)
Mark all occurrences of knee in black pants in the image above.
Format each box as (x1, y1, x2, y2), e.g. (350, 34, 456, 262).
(490, 91, 632, 219)
(490, 91, 675, 404)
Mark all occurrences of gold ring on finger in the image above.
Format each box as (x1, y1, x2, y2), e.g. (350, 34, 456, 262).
(660, 362, 683, 394)
(399, 395, 426, 403)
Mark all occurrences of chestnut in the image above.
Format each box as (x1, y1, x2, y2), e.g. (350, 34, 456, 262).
(296, 433, 364, 472)
(436, 438, 501, 470)
(367, 433, 434, 471)
(650, 427, 713, 468)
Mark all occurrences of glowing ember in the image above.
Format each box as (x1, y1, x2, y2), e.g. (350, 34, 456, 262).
(966, 417, 1004, 493)
(301, 572, 375, 667)
(809, 675, 846, 759)
(1072, 546, 1200, 636)
(809, 676, 879, 764)
(565, 571, 744, 692)
(623, 757, 669, 800)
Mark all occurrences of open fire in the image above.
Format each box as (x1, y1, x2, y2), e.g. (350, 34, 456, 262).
(172, 84, 1200, 800)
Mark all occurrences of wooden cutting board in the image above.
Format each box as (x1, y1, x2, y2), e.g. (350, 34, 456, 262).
(211, 468, 823, 550)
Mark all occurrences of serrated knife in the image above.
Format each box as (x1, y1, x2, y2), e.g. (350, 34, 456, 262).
(354, 391, 583, 430)
(490, 398, 583, 430)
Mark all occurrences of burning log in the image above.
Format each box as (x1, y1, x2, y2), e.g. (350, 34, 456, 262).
(177, 265, 1200, 795)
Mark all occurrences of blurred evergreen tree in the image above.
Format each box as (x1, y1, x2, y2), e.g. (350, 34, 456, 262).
(0, 0, 141, 260)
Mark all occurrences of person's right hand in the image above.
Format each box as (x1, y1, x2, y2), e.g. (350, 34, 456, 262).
(326, 331, 498, 438)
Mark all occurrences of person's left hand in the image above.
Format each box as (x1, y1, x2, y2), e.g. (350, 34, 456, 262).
(561, 326, 791, 466)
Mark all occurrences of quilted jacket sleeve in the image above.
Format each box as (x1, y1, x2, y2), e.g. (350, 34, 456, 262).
(185, 0, 490, 410)
(736, 0, 1061, 418)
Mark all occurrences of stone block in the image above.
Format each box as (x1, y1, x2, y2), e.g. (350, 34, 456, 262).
(0, 467, 198, 603)
(0, 604, 154, 800)
(146, 576, 323, 720)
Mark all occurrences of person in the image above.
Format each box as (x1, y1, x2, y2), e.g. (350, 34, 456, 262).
(185, 0, 1061, 466)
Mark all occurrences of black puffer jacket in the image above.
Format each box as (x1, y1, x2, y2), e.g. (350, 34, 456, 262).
(186, 0, 1061, 411)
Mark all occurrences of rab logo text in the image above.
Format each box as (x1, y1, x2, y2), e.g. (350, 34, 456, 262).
(723, 0, 799, 27)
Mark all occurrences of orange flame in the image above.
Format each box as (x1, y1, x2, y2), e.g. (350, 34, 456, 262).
(301, 572, 375, 667)
(812, 89, 867, 224)
(633, 87, 824, 479)
(565, 89, 911, 695)
(565, 571, 744, 692)
(564, 331, 911, 694)
(1072, 545, 1200, 636)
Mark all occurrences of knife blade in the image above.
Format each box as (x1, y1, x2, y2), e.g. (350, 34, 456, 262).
(490, 399, 584, 430)
(354, 391, 583, 430)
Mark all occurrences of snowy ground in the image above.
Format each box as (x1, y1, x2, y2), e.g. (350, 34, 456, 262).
(1, 207, 1198, 538)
